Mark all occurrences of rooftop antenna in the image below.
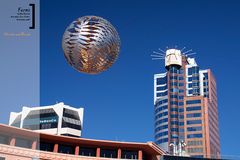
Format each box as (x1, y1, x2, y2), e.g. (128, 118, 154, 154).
(182, 49, 192, 55)
(181, 46, 186, 52)
(151, 49, 165, 60)
(185, 52, 196, 56)
(158, 48, 166, 54)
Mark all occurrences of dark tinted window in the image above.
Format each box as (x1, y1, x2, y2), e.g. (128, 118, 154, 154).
(121, 150, 138, 159)
(15, 137, 32, 149)
(58, 144, 75, 154)
(40, 141, 54, 152)
(79, 147, 96, 157)
(100, 149, 117, 158)
(0, 134, 9, 145)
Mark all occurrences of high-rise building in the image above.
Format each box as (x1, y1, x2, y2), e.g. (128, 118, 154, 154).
(154, 49, 220, 158)
(9, 102, 84, 137)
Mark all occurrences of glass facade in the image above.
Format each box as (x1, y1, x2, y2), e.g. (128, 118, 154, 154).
(22, 109, 58, 130)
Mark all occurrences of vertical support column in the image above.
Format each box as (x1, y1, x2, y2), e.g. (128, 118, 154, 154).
(138, 150, 142, 160)
(96, 147, 100, 157)
(9, 137, 16, 146)
(75, 146, 80, 155)
(53, 143, 59, 153)
(117, 148, 121, 159)
(32, 140, 37, 150)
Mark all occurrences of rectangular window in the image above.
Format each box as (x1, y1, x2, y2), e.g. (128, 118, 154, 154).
(186, 100, 201, 105)
(179, 83, 184, 87)
(188, 68, 192, 75)
(79, 147, 96, 157)
(100, 149, 117, 158)
(157, 91, 168, 97)
(178, 96, 184, 100)
(188, 89, 193, 94)
(58, 144, 75, 154)
(188, 77, 192, 81)
(179, 108, 184, 112)
(187, 134, 203, 139)
(187, 140, 203, 146)
(0, 134, 9, 145)
(179, 89, 184, 93)
(121, 150, 138, 159)
(179, 122, 184, 126)
(186, 106, 201, 111)
(187, 126, 202, 132)
(178, 102, 184, 106)
(187, 113, 201, 118)
(187, 120, 202, 125)
(157, 86, 167, 91)
(188, 83, 192, 88)
(157, 77, 167, 85)
(15, 137, 32, 149)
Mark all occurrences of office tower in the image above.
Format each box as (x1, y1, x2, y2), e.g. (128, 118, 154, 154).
(9, 102, 84, 137)
(154, 49, 220, 158)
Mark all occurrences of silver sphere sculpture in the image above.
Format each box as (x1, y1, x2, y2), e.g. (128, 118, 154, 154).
(62, 16, 120, 74)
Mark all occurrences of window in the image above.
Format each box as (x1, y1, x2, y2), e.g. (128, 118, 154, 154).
(179, 89, 184, 93)
(156, 138, 168, 144)
(155, 99, 168, 106)
(63, 108, 80, 120)
(187, 126, 202, 132)
(16, 137, 32, 149)
(155, 111, 168, 119)
(187, 140, 203, 146)
(179, 83, 184, 87)
(186, 100, 201, 104)
(187, 120, 202, 125)
(179, 76, 184, 80)
(178, 108, 184, 112)
(155, 131, 168, 138)
(58, 144, 75, 154)
(188, 77, 192, 81)
(171, 121, 178, 125)
(157, 86, 167, 91)
(155, 125, 168, 132)
(188, 68, 192, 75)
(157, 91, 168, 97)
(40, 141, 54, 152)
(179, 122, 184, 126)
(155, 118, 168, 125)
(170, 114, 178, 118)
(187, 134, 203, 139)
(170, 94, 178, 99)
(100, 149, 117, 158)
(187, 113, 201, 118)
(157, 77, 167, 85)
(187, 147, 203, 153)
(188, 89, 193, 94)
(155, 105, 168, 113)
(0, 134, 9, 145)
(178, 102, 184, 106)
(186, 106, 201, 111)
(121, 150, 138, 159)
(79, 147, 96, 157)
(171, 128, 178, 132)
(188, 83, 192, 88)
(178, 96, 184, 100)
(170, 101, 177, 105)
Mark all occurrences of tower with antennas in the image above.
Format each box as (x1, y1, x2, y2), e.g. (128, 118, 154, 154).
(152, 46, 220, 159)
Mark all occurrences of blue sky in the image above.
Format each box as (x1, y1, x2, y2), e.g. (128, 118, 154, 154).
(40, 0, 240, 157)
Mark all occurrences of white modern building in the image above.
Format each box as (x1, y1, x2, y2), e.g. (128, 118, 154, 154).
(9, 102, 84, 137)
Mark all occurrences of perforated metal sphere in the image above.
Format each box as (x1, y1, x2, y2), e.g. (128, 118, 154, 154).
(62, 16, 120, 74)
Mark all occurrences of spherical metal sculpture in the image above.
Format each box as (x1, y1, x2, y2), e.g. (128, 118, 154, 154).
(62, 16, 120, 74)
